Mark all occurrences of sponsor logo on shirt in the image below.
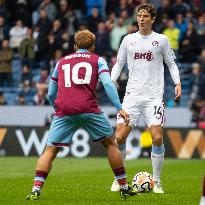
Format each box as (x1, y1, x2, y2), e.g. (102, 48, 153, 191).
(134, 51, 153, 61)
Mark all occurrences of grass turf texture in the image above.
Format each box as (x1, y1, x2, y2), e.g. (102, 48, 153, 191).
(0, 158, 203, 205)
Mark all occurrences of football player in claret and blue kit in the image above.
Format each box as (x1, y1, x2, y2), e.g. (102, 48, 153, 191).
(26, 29, 137, 200)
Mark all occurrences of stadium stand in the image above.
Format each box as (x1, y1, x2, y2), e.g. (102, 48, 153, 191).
(0, 0, 205, 110)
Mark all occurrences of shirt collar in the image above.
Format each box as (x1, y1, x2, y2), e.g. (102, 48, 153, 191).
(76, 49, 89, 53)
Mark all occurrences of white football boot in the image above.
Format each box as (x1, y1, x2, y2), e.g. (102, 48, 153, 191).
(153, 181, 164, 193)
(110, 179, 120, 192)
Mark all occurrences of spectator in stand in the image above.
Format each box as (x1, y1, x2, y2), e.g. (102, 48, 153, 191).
(127, 0, 138, 13)
(59, 31, 74, 55)
(119, 10, 133, 26)
(35, 8, 52, 36)
(163, 19, 180, 58)
(156, 0, 173, 24)
(196, 15, 205, 36)
(105, 0, 117, 15)
(0, 91, 7, 105)
(31, 0, 42, 25)
(190, 63, 202, 103)
(63, 5, 79, 38)
(38, 0, 57, 22)
(33, 68, 49, 105)
(115, 0, 133, 17)
(20, 64, 33, 89)
(0, 0, 10, 22)
(0, 39, 13, 87)
(0, 0, 7, 19)
(47, 32, 60, 63)
(36, 30, 59, 69)
(184, 11, 197, 25)
(190, 97, 205, 127)
(198, 48, 205, 73)
(14, 0, 32, 27)
(95, 21, 111, 56)
(198, 107, 205, 129)
(16, 91, 27, 105)
(199, 28, 205, 49)
(155, 16, 168, 34)
(87, 7, 103, 33)
(0, 16, 9, 46)
(9, 20, 27, 52)
(50, 49, 63, 71)
(175, 13, 188, 41)
(171, 0, 190, 17)
(105, 11, 117, 31)
(19, 28, 35, 68)
(85, 0, 104, 17)
(110, 17, 127, 52)
(33, 86, 49, 105)
(190, 63, 205, 125)
(56, 0, 68, 30)
(35, 68, 49, 91)
(179, 22, 200, 63)
(51, 19, 63, 46)
(19, 80, 35, 105)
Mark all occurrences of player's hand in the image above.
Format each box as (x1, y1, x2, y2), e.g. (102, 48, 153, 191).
(118, 109, 130, 125)
(175, 83, 182, 102)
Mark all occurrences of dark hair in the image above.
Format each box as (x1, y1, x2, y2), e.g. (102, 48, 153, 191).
(137, 4, 156, 19)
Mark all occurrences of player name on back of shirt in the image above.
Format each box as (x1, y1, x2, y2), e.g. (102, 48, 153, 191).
(65, 53, 91, 60)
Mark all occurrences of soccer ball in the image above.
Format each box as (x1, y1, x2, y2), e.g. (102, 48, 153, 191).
(132, 172, 154, 193)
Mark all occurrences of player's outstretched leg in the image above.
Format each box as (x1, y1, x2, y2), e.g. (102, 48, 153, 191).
(101, 136, 137, 199)
(26, 146, 59, 200)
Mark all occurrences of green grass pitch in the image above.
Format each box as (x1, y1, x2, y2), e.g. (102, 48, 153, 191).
(0, 157, 204, 205)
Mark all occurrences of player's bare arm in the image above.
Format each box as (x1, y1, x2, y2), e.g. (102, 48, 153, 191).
(175, 83, 182, 101)
(118, 109, 130, 125)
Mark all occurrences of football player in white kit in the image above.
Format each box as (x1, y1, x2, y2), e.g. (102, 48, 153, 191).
(110, 4, 182, 193)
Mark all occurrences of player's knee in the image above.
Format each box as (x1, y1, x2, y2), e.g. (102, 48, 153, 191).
(152, 135, 162, 146)
(101, 136, 116, 148)
(116, 135, 126, 144)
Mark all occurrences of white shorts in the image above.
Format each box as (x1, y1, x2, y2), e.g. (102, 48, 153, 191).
(117, 95, 165, 127)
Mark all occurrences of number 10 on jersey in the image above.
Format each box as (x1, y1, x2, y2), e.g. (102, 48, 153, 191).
(62, 62, 92, 87)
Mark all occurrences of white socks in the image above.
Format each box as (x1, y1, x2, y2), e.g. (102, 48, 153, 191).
(199, 196, 205, 205)
(32, 186, 41, 192)
(151, 152, 164, 182)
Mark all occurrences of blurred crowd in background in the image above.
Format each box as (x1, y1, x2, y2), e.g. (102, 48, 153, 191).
(0, 0, 205, 127)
